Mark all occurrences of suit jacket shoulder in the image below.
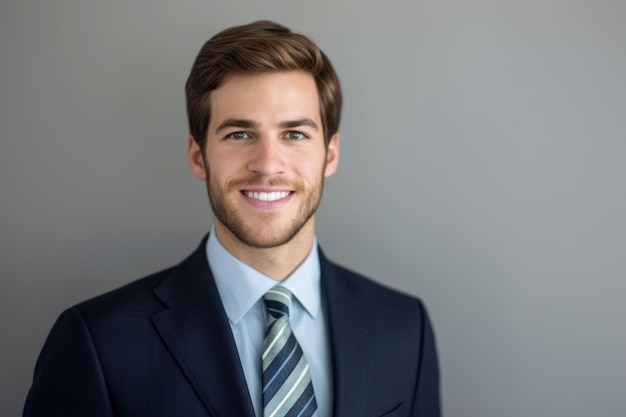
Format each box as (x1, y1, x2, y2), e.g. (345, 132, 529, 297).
(24, 238, 255, 417)
(319, 251, 441, 417)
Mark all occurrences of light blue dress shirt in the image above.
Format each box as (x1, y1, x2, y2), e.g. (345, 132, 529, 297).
(206, 228, 333, 417)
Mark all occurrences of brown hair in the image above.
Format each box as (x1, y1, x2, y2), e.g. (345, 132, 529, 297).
(185, 20, 342, 150)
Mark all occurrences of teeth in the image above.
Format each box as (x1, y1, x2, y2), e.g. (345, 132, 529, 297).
(245, 191, 290, 201)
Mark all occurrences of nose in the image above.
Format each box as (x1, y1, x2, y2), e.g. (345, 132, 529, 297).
(247, 137, 286, 176)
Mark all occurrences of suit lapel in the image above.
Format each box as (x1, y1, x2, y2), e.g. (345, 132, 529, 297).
(320, 251, 374, 417)
(151, 239, 256, 417)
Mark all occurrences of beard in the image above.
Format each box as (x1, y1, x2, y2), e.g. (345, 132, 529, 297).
(206, 170, 325, 249)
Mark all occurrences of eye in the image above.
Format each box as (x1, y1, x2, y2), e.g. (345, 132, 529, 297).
(226, 131, 250, 140)
(285, 131, 308, 140)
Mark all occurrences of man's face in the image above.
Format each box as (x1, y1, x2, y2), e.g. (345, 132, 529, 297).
(188, 71, 339, 248)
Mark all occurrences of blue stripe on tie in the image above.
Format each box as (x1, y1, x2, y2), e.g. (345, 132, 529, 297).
(262, 338, 302, 406)
(284, 381, 316, 417)
(262, 339, 298, 394)
(263, 331, 297, 379)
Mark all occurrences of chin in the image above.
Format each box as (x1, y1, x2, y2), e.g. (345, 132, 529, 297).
(233, 226, 303, 249)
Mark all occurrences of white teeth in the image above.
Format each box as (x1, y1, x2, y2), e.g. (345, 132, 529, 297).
(245, 191, 290, 201)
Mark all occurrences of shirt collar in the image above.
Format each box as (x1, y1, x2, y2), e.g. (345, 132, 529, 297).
(206, 226, 321, 325)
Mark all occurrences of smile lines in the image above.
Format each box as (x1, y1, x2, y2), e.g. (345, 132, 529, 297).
(244, 191, 291, 202)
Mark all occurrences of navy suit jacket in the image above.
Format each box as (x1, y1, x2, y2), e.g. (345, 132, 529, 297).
(24, 238, 440, 417)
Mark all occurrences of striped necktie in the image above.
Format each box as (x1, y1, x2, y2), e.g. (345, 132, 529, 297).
(262, 286, 318, 417)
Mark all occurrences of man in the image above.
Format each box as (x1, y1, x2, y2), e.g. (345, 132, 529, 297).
(24, 21, 440, 417)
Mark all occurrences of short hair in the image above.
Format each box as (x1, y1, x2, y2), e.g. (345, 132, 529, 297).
(185, 20, 342, 150)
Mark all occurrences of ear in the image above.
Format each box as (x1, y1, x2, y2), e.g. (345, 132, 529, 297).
(324, 133, 340, 178)
(187, 135, 207, 180)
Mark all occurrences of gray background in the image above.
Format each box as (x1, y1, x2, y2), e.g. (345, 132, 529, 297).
(2, 0, 625, 416)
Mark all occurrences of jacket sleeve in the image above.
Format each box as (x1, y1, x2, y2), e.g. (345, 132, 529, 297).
(410, 301, 441, 416)
(23, 308, 115, 417)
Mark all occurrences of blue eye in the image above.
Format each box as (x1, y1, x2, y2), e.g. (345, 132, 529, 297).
(226, 132, 250, 140)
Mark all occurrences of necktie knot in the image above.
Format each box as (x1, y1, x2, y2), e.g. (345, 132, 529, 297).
(263, 286, 293, 320)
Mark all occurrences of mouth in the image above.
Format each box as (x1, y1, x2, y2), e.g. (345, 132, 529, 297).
(240, 189, 294, 210)
(242, 190, 292, 202)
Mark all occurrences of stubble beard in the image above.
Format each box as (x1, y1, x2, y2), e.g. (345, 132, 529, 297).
(206, 170, 325, 249)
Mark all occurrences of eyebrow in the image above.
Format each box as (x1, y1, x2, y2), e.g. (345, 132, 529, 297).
(214, 118, 319, 134)
(215, 119, 260, 133)
(278, 118, 319, 131)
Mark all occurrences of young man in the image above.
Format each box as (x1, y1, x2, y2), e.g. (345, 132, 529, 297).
(24, 21, 440, 417)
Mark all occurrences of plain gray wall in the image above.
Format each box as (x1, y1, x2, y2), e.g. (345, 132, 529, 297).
(2, 0, 625, 416)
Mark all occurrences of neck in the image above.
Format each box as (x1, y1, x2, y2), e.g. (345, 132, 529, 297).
(213, 219, 316, 281)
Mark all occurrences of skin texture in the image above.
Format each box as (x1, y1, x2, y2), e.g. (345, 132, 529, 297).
(188, 71, 339, 281)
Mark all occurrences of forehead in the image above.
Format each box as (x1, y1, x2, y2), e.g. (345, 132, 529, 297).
(208, 71, 321, 126)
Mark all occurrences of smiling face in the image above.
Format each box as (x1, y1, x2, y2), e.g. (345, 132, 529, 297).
(188, 71, 339, 250)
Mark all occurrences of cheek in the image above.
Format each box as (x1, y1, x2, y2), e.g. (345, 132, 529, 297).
(205, 149, 240, 178)
(295, 157, 327, 183)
